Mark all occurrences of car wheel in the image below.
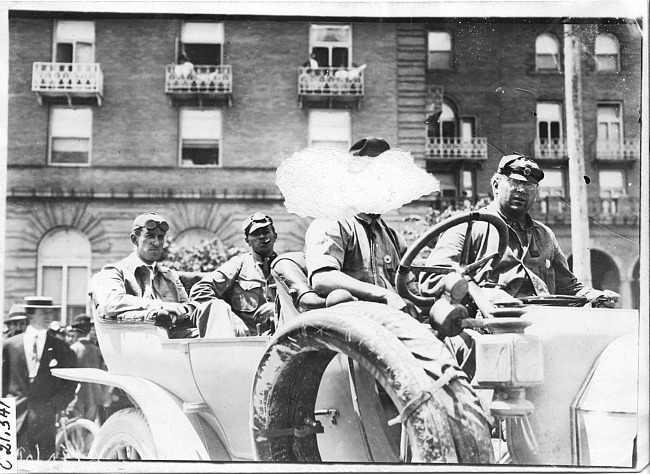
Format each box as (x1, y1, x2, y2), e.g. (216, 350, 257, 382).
(251, 301, 494, 463)
(89, 408, 157, 460)
(55, 417, 99, 459)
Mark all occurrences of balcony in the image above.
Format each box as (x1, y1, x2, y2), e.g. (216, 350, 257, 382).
(425, 137, 488, 161)
(165, 64, 232, 107)
(531, 195, 639, 226)
(298, 66, 364, 109)
(534, 138, 568, 161)
(595, 139, 639, 162)
(32, 62, 103, 106)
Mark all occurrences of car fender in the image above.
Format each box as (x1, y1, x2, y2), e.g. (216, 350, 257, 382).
(53, 367, 216, 461)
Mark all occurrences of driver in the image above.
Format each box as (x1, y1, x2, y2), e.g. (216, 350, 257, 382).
(304, 137, 419, 319)
(420, 154, 622, 374)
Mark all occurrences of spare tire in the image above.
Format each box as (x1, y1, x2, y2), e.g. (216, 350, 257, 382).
(251, 301, 494, 463)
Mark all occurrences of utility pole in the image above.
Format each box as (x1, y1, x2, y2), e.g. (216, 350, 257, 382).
(563, 23, 592, 285)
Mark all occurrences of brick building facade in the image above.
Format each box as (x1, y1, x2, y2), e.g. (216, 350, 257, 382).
(5, 11, 642, 323)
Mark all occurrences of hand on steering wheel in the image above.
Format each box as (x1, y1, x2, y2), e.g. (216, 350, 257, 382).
(395, 211, 509, 312)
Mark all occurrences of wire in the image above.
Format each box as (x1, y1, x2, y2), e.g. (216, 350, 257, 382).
(539, 186, 640, 245)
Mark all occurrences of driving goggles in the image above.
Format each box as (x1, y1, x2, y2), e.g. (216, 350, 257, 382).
(243, 212, 273, 229)
(139, 219, 170, 232)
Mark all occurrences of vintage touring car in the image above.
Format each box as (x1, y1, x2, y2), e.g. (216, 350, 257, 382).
(53, 211, 644, 466)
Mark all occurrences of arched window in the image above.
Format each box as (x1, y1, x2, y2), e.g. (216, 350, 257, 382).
(37, 228, 91, 325)
(568, 250, 621, 295)
(173, 228, 219, 249)
(595, 33, 620, 72)
(535, 34, 561, 71)
(427, 103, 456, 138)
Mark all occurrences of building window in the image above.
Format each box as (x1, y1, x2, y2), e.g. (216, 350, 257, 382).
(309, 24, 351, 68)
(308, 110, 351, 150)
(595, 33, 620, 72)
(179, 109, 221, 167)
(427, 31, 452, 70)
(538, 169, 565, 214)
(599, 170, 626, 214)
(461, 170, 474, 204)
(38, 228, 91, 325)
(537, 102, 562, 141)
(179, 21, 223, 65)
(427, 102, 457, 138)
(54, 20, 95, 63)
(597, 104, 622, 144)
(49, 107, 92, 166)
(535, 33, 561, 71)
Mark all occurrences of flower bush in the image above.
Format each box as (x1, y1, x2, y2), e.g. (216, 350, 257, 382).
(162, 236, 247, 273)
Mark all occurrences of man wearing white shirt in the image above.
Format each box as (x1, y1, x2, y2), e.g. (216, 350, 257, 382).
(2, 296, 77, 459)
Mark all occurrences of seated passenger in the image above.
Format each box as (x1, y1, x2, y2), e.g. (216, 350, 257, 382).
(304, 137, 420, 319)
(93, 212, 247, 338)
(190, 213, 278, 335)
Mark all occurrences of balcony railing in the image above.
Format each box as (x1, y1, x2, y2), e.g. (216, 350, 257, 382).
(531, 195, 639, 225)
(165, 64, 232, 105)
(596, 139, 639, 161)
(298, 66, 364, 108)
(32, 62, 103, 105)
(425, 137, 488, 161)
(534, 138, 568, 160)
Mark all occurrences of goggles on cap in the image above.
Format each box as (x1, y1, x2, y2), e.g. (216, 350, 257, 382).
(137, 219, 170, 232)
(243, 212, 273, 233)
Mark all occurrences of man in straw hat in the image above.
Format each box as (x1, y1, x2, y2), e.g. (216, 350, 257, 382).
(2, 296, 77, 459)
(302, 137, 436, 318)
(92, 211, 247, 338)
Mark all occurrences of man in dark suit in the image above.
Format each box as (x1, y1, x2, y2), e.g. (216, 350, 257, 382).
(2, 296, 77, 460)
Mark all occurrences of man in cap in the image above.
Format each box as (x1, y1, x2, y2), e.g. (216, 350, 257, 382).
(66, 314, 104, 422)
(5, 303, 28, 337)
(420, 153, 621, 375)
(2, 296, 77, 459)
(93, 212, 247, 338)
(190, 212, 278, 335)
(304, 137, 418, 318)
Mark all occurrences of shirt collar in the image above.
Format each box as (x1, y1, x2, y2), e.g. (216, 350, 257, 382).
(489, 202, 534, 230)
(24, 325, 47, 338)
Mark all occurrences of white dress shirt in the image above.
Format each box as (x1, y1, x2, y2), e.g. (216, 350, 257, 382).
(23, 325, 47, 378)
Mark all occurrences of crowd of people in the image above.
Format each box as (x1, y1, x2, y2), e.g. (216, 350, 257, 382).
(2, 136, 623, 459)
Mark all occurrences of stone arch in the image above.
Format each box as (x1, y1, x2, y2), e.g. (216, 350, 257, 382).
(568, 249, 621, 293)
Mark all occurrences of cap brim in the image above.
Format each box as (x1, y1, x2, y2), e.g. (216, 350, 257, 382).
(247, 222, 272, 235)
(24, 304, 61, 309)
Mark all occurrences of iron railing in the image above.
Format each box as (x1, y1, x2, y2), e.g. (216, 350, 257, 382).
(298, 66, 365, 96)
(165, 64, 232, 94)
(32, 62, 103, 95)
(425, 137, 488, 160)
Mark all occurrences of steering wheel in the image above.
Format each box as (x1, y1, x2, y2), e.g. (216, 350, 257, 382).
(395, 211, 509, 309)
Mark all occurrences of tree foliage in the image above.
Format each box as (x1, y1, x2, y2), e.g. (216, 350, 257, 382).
(161, 236, 247, 273)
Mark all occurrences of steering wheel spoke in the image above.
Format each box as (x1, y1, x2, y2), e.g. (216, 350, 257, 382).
(395, 211, 509, 311)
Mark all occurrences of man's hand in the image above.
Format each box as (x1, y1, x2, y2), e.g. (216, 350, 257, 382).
(159, 302, 187, 316)
(591, 290, 622, 309)
(150, 307, 189, 327)
(383, 292, 420, 320)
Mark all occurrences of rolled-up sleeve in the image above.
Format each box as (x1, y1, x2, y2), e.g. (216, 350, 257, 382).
(189, 256, 242, 303)
(305, 219, 347, 283)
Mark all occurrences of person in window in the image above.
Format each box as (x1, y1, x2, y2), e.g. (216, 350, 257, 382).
(419, 154, 622, 376)
(93, 212, 247, 338)
(174, 53, 195, 78)
(190, 213, 277, 335)
(2, 296, 77, 460)
(303, 138, 419, 319)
